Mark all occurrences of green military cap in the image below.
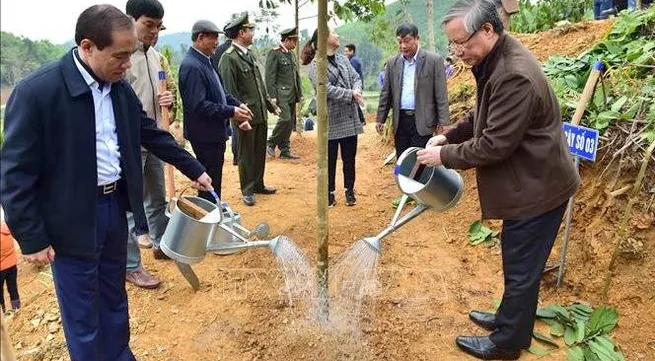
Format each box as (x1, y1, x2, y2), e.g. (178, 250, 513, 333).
(192, 20, 223, 35)
(280, 27, 298, 38)
(224, 12, 255, 32)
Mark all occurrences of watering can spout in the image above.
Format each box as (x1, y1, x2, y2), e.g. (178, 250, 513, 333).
(363, 237, 382, 254)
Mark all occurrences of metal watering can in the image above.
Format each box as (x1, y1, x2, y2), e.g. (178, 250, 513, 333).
(364, 147, 464, 253)
(160, 193, 279, 290)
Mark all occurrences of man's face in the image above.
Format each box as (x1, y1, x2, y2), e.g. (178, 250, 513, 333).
(240, 27, 255, 46)
(397, 34, 419, 59)
(285, 38, 298, 50)
(80, 29, 136, 83)
(445, 18, 494, 67)
(133, 15, 163, 46)
(344, 47, 354, 58)
(197, 32, 219, 56)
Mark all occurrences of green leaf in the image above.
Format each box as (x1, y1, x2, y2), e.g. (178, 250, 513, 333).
(566, 346, 585, 361)
(550, 305, 571, 321)
(564, 325, 577, 346)
(533, 331, 560, 348)
(611, 96, 628, 113)
(527, 345, 551, 357)
(550, 321, 565, 337)
(588, 306, 619, 334)
(537, 307, 557, 319)
(620, 101, 641, 120)
(588, 337, 619, 361)
(468, 220, 482, 235)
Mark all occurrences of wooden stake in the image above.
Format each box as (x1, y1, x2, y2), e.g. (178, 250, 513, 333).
(601, 141, 655, 303)
(1, 314, 17, 361)
(157, 71, 177, 205)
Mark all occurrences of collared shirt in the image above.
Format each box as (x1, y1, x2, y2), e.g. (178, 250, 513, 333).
(72, 52, 122, 186)
(400, 47, 419, 110)
(232, 41, 250, 56)
(192, 46, 214, 67)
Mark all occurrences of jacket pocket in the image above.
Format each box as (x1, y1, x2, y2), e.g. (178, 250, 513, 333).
(506, 160, 521, 192)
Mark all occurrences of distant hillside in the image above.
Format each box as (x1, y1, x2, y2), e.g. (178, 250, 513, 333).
(336, 0, 458, 90)
(156, 32, 192, 53)
(1, 31, 66, 87)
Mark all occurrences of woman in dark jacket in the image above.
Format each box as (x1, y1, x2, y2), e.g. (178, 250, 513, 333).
(302, 28, 364, 207)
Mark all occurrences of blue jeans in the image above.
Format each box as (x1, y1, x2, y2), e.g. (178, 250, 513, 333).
(594, 0, 613, 18)
(126, 150, 168, 271)
(52, 191, 136, 361)
(628, 0, 636, 9)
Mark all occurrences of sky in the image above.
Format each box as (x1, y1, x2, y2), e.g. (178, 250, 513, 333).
(0, 0, 326, 44)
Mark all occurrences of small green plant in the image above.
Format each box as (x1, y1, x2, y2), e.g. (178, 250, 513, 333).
(536, 304, 625, 361)
(511, 0, 593, 34)
(468, 221, 500, 247)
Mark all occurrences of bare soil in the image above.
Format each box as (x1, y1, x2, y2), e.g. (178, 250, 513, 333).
(4, 20, 654, 361)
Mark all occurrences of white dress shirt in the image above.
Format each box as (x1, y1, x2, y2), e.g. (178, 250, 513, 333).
(400, 47, 419, 110)
(72, 53, 122, 186)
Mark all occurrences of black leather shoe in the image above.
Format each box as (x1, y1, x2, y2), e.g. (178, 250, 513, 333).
(469, 310, 498, 331)
(279, 152, 300, 159)
(242, 194, 256, 206)
(456, 336, 520, 360)
(254, 186, 276, 194)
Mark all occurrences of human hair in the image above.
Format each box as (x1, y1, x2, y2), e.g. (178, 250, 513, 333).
(75, 5, 135, 50)
(125, 0, 165, 21)
(442, 0, 504, 33)
(300, 28, 318, 65)
(345, 44, 356, 53)
(395, 24, 419, 38)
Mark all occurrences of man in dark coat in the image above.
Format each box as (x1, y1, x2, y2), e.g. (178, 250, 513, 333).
(0, 5, 212, 360)
(418, 0, 580, 359)
(218, 12, 280, 206)
(179, 20, 253, 203)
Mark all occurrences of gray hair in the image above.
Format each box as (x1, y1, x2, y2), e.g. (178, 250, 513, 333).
(442, 0, 504, 34)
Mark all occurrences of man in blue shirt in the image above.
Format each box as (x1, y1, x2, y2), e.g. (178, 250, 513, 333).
(344, 44, 364, 88)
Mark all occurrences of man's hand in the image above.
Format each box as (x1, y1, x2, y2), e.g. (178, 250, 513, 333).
(157, 91, 174, 108)
(375, 122, 385, 135)
(416, 146, 443, 167)
(273, 106, 281, 116)
(239, 103, 254, 117)
(24, 246, 55, 267)
(192, 172, 213, 192)
(239, 121, 253, 131)
(233, 107, 253, 123)
(270, 98, 277, 106)
(426, 134, 448, 148)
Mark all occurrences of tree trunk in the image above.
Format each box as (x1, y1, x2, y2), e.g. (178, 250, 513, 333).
(426, 0, 436, 51)
(316, 0, 330, 323)
(294, 0, 303, 133)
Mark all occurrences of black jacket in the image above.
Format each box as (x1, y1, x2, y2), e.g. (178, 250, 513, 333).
(0, 50, 205, 258)
(179, 47, 240, 143)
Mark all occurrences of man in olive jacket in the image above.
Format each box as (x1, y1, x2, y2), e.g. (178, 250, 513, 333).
(417, 1, 580, 359)
(218, 13, 280, 206)
(265, 27, 302, 159)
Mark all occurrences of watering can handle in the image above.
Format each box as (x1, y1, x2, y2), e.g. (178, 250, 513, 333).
(165, 198, 177, 218)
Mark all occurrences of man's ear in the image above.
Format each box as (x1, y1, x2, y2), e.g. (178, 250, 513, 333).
(78, 39, 95, 55)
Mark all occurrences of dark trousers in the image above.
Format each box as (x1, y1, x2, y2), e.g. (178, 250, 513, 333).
(235, 121, 268, 195)
(52, 190, 136, 361)
(395, 112, 432, 158)
(490, 202, 568, 350)
(191, 141, 226, 203)
(231, 124, 239, 165)
(0, 265, 19, 312)
(328, 135, 358, 193)
(268, 102, 296, 153)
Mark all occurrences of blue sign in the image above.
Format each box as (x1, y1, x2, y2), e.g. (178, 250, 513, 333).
(563, 123, 599, 162)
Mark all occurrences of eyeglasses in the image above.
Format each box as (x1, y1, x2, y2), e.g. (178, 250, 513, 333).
(448, 30, 478, 53)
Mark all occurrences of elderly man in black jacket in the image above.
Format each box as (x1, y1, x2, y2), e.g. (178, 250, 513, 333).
(0, 5, 212, 361)
(179, 20, 253, 203)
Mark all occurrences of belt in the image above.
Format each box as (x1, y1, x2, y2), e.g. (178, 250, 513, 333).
(97, 181, 119, 196)
(400, 109, 416, 117)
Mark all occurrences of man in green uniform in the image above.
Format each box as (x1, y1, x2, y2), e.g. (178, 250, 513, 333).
(218, 13, 280, 206)
(265, 27, 302, 159)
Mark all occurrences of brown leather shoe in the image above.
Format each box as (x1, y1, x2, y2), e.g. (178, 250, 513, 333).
(137, 234, 153, 249)
(126, 266, 161, 289)
(153, 248, 171, 260)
